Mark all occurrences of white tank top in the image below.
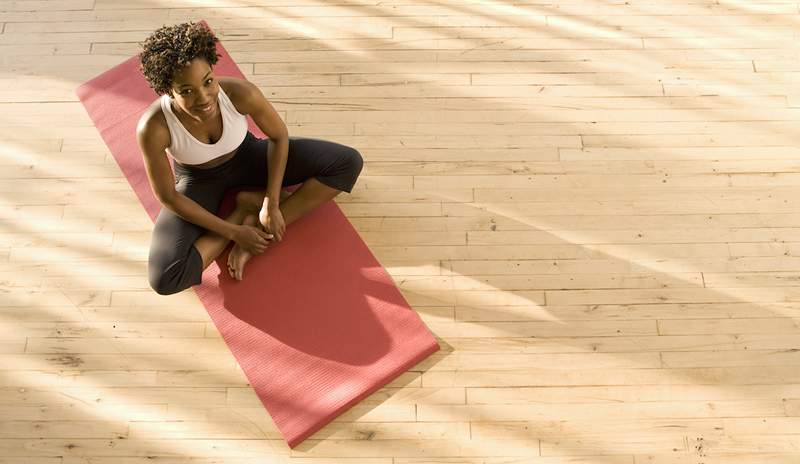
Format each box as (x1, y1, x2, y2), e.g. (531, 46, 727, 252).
(159, 85, 248, 165)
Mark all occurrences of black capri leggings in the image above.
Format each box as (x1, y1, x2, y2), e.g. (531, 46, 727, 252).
(147, 131, 363, 295)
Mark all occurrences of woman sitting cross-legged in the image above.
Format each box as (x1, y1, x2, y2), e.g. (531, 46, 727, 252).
(136, 21, 363, 295)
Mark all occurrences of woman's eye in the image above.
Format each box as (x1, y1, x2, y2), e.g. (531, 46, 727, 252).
(180, 79, 211, 95)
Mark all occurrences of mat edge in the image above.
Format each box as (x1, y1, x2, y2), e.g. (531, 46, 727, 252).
(286, 339, 441, 448)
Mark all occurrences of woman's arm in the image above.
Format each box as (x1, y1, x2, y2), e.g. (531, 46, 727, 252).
(226, 78, 290, 208)
(160, 192, 241, 240)
(265, 135, 289, 210)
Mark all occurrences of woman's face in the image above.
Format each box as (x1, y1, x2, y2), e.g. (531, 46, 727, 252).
(169, 57, 218, 121)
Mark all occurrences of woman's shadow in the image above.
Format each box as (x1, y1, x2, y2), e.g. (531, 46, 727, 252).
(210, 184, 441, 366)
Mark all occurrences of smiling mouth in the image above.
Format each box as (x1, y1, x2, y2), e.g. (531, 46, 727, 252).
(196, 102, 214, 112)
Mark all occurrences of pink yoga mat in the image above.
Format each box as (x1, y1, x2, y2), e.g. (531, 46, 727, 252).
(75, 20, 440, 448)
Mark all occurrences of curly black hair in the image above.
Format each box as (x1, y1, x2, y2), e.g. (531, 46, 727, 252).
(138, 21, 221, 97)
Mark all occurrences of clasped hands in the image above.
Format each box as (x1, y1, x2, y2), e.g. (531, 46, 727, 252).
(232, 195, 286, 255)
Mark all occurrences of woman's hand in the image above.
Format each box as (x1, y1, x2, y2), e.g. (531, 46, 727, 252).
(259, 196, 286, 242)
(232, 224, 273, 255)
(270, 208, 286, 242)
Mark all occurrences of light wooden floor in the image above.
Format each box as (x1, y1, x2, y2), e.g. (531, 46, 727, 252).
(2, 0, 800, 462)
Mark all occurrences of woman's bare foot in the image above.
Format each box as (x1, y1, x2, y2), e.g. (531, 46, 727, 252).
(227, 213, 260, 281)
(237, 189, 294, 235)
(258, 196, 272, 233)
(237, 189, 292, 232)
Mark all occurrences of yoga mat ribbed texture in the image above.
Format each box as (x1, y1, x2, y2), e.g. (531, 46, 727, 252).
(75, 20, 440, 448)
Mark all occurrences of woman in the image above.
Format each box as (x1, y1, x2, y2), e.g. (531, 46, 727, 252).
(136, 22, 363, 294)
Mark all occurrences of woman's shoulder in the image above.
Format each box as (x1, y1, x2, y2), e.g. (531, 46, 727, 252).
(218, 76, 250, 115)
(137, 96, 170, 151)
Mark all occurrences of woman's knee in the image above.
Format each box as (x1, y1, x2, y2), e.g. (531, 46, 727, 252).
(340, 146, 363, 180)
(315, 146, 364, 193)
(148, 262, 188, 295)
(330, 147, 363, 193)
(347, 147, 363, 173)
(148, 246, 203, 295)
